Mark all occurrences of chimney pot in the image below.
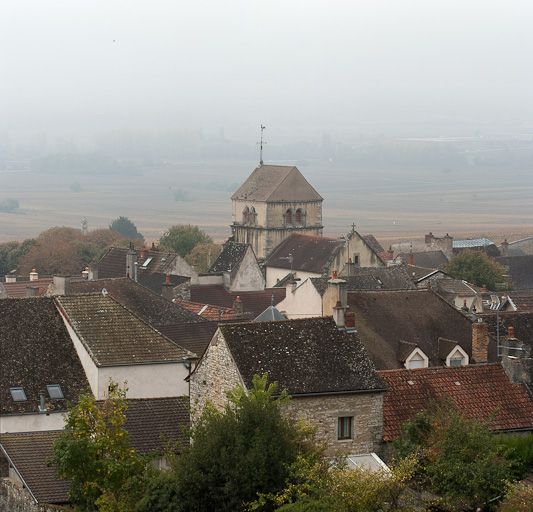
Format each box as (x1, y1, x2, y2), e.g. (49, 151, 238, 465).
(29, 269, 38, 281)
(233, 295, 244, 314)
(332, 269, 338, 279)
(161, 273, 174, 301)
(5, 274, 16, 283)
(81, 267, 89, 279)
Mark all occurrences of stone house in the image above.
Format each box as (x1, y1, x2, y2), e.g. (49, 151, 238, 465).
(265, 229, 385, 288)
(190, 317, 386, 456)
(230, 165, 323, 260)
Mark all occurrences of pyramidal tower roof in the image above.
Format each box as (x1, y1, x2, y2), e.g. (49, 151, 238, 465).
(231, 165, 323, 202)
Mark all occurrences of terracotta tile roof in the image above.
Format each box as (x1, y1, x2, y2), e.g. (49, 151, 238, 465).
(219, 317, 385, 395)
(347, 290, 478, 369)
(231, 165, 322, 202)
(266, 234, 345, 274)
(496, 256, 533, 290)
(56, 294, 194, 365)
(0, 430, 70, 504)
(209, 241, 248, 273)
(189, 285, 286, 317)
(0, 298, 89, 415)
(379, 364, 533, 441)
(122, 396, 190, 453)
(69, 277, 202, 325)
(0, 277, 53, 298)
(157, 322, 218, 357)
(506, 291, 533, 312)
(174, 297, 240, 321)
(396, 250, 449, 269)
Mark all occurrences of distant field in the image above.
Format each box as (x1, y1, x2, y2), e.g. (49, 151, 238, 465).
(1, 160, 533, 245)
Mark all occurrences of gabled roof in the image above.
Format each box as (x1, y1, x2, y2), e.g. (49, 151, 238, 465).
(362, 235, 384, 255)
(495, 255, 533, 290)
(157, 322, 219, 358)
(435, 278, 480, 296)
(0, 277, 53, 298)
(209, 241, 248, 273)
(68, 277, 203, 325)
(396, 250, 449, 269)
(379, 364, 533, 441)
(347, 290, 477, 370)
(219, 317, 385, 395)
(253, 305, 286, 322)
(0, 298, 89, 415)
(189, 285, 286, 317)
(56, 294, 194, 366)
(0, 431, 70, 504)
(231, 165, 322, 202)
(406, 264, 448, 282)
(266, 234, 345, 274)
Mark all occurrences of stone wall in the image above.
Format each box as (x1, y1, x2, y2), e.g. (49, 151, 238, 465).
(284, 392, 384, 457)
(0, 479, 70, 512)
(189, 331, 244, 423)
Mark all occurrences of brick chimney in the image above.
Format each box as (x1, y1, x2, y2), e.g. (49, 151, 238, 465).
(501, 239, 509, 257)
(407, 253, 415, 266)
(53, 275, 71, 296)
(126, 243, 137, 280)
(345, 310, 356, 329)
(471, 320, 489, 363)
(29, 269, 38, 281)
(161, 273, 174, 301)
(233, 295, 244, 315)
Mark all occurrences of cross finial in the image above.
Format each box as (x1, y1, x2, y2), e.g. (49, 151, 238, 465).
(351, 222, 356, 233)
(257, 124, 267, 166)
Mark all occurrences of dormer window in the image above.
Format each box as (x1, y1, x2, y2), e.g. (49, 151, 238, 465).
(10, 387, 27, 401)
(446, 347, 469, 367)
(405, 348, 429, 369)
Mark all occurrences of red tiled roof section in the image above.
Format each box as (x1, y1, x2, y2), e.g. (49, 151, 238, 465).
(379, 364, 533, 441)
(174, 298, 240, 321)
(2, 278, 53, 298)
(189, 285, 286, 317)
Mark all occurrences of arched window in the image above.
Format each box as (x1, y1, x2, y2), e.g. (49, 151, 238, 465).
(249, 206, 257, 226)
(295, 208, 304, 226)
(285, 208, 293, 226)
(242, 206, 250, 225)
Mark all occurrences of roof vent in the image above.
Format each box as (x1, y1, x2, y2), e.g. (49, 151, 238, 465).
(454, 381, 461, 386)
(102, 288, 108, 296)
(407, 380, 414, 386)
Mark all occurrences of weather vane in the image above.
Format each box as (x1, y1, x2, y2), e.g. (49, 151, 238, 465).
(257, 124, 267, 166)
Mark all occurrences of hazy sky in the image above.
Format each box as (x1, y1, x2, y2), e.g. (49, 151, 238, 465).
(2, 1, 533, 142)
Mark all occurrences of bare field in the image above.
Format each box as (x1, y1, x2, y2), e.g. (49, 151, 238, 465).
(1, 160, 533, 245)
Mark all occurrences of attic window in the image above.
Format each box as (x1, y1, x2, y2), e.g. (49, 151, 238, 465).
(405, 349, 429, 370)
(10, 387, 27, 402)
(47, 384, 64, 400)
(446, 347, 468, 367)
(141, 257, 153, 268)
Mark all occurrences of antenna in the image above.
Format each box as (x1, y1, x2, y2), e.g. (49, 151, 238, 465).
(257, 124, 267, 166)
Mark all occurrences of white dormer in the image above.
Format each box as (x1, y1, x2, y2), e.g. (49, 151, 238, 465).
(404, 347, 429, 369)
(446, 346, 469, 367)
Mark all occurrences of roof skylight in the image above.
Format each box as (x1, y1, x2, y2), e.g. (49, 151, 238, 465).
(10, 387, 27, 401)
(47, 384, 64, 399)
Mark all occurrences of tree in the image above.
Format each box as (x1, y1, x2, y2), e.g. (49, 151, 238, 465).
(445, 251, 507, 290)
(0, 239, 35, 276)
(110, 216, 144, 241)
(393, 404, 514, 510)
(158, 225, 212, 257)
(137, 374, 320, 512)
(185, 242, 222, 273)
(52, 384, 145, 511)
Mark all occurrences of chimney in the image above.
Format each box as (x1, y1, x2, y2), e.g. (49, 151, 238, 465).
(233, 295, 244, 315)
(407, 253, 415, 266)
(333, 300, 345, 328)
(26, 286, 39, 297)
(345, 310, 356, 329)
(5, 273, 16, 283)
(52, 275, 71, 296)
(151, 242, 156, 250)
(424, 232, 434, 246)
(81, 267, 89, 280)
(126, 243, 137, 279)
(140, 247, 147, 261)
(501, 239, 509, 257)
(471, 320, 489, 363)
(343, 258, 355, 277)
(29, 268, 38, 281)
(507, 325, 515, 339)
(162, 273, 174, 301)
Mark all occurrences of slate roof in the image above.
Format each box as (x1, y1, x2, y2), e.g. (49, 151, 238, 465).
(362, 235, 384, 255)
(0, 431, 70, 504)
(406, 265, 447, 282)
(122, 396, 190, 453)
(189, 285, 286, 317)
(495, 256, 533, 290)
(435, 278, 480, 296)
(396, 250, 449, 269)
(209, 241, 248, 273)
(0, 277, 53, 298)
(231, 165, 322, 202)
(505, 291, 533, 312)
(56, 294, 194, 366)
(68, 277, 202, 325)
(0, 298, 89, 415)
(310, 266, 416, 296)
(157, 322, 218, 357)
(379, 364, 533, 441)
(219, 317, 385, 395)
(266, 234, 345, 274)
(138, 272, 189, 295)
(347, 290, 478, 370)
(453, 238, 495, 249)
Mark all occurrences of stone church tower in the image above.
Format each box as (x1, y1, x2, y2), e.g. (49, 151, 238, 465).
(231, 165, 323, 259)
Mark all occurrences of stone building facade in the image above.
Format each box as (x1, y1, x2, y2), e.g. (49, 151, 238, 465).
(231, 165, 323, 259)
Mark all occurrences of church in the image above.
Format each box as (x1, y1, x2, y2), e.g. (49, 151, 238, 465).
(230, 164, 323, 259)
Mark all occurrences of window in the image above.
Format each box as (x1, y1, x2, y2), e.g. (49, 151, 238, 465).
(405, 348, 429, 369)
(140, 257, 153, 269)
(242, 206, 250, 225)
(353, 253, 360, 266)
(249, 206, 257, 226)
(47, 384, 64, 399)
(337, 416, 353, 440)
(10, 387, 27, 402)
(285, 208, 293, 226)
(295, 208, 304, 225)
(447, 347, 468, 367)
